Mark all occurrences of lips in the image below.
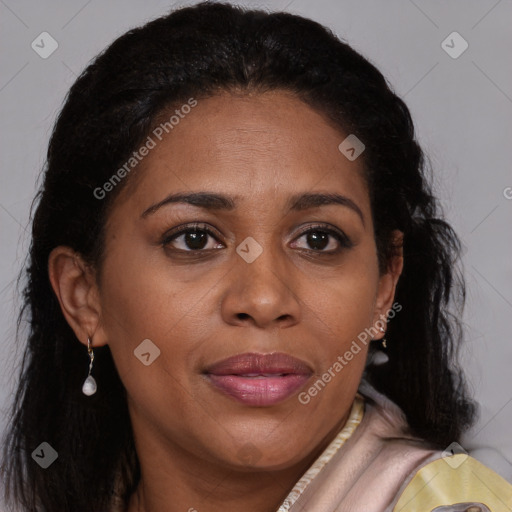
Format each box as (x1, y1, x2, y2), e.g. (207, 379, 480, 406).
(203, 352, 313, 406)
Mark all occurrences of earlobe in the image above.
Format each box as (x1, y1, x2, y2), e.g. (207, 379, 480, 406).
(47, 246, 108, 347)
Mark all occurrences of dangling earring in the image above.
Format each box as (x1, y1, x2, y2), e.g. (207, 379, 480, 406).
(379, 326, 387, 349)
(82, 337, 97, 396)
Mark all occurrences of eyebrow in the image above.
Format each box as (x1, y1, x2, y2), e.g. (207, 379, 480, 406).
(141, 191, 365, 224)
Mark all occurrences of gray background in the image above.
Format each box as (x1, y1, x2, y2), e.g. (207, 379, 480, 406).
(1, 0, 511, 501)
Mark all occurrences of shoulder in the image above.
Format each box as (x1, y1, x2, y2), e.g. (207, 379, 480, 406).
(352, 380, 512, 511)
(392, 452, 512, 512)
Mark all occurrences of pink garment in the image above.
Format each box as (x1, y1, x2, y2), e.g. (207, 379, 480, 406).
(280, 379, 441, 511)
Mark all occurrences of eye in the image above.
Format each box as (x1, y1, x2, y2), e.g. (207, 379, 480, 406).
(161, 222, 353, 254)
(292, 224, 354, 253)
(161, 222, 224, 252)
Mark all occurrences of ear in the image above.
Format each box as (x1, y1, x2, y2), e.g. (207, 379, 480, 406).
(48, 246, 108, 348)
(372, 230, 404, 334)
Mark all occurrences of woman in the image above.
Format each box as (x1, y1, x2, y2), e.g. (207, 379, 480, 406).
(2, 2, 511, 511)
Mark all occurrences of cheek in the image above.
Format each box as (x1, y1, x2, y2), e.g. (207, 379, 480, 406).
(307, 256, 379, 329)
(97, 241, 223, 407)
(98, 262, 201, 434)
(99, 237, 207, 340)
(299, 276, 376, 413)
(301, 251, 379, 371)
(308, 283, 374, 372)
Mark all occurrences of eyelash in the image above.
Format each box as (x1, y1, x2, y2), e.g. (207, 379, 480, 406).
(161, 222, 354, 254)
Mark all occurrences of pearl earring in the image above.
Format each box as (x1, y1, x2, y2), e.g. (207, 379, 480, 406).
(82, 337, 97, 396)
(379, 326, 387, 349)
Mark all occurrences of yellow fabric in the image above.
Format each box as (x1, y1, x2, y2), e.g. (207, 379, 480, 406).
(393, 453, 512, 511)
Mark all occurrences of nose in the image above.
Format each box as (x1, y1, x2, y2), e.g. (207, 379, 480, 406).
(220, 239, 302, 330)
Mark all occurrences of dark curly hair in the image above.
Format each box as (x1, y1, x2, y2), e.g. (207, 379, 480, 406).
(1, 2, 476, 511)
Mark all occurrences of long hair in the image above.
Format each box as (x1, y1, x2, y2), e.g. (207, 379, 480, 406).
(1, 2, 475, 510)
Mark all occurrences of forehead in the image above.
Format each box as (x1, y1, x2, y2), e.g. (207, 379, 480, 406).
(112, 90, 370, 219)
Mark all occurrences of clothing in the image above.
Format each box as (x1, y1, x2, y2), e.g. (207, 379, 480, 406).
(278, 379, 512, 511)
(111, 379, 512, 511)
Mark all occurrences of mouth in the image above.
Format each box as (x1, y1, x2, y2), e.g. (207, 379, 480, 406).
(203, 352, 313, 407)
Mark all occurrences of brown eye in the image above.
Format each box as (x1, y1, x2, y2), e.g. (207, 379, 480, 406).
(292, 224, 354, 253)
(303, 231, 331, 251)
(162, 223, 224, 252)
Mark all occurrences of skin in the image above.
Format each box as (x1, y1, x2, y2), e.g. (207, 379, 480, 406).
(49, 89, 403, 512)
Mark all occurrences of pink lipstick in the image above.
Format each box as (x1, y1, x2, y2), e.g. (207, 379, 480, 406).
(204, 352, 313, 406)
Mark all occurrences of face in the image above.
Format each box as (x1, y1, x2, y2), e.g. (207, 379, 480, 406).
(53, 89, 402, 472)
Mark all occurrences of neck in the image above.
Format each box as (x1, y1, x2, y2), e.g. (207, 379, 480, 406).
(126, 411, 351, 512)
